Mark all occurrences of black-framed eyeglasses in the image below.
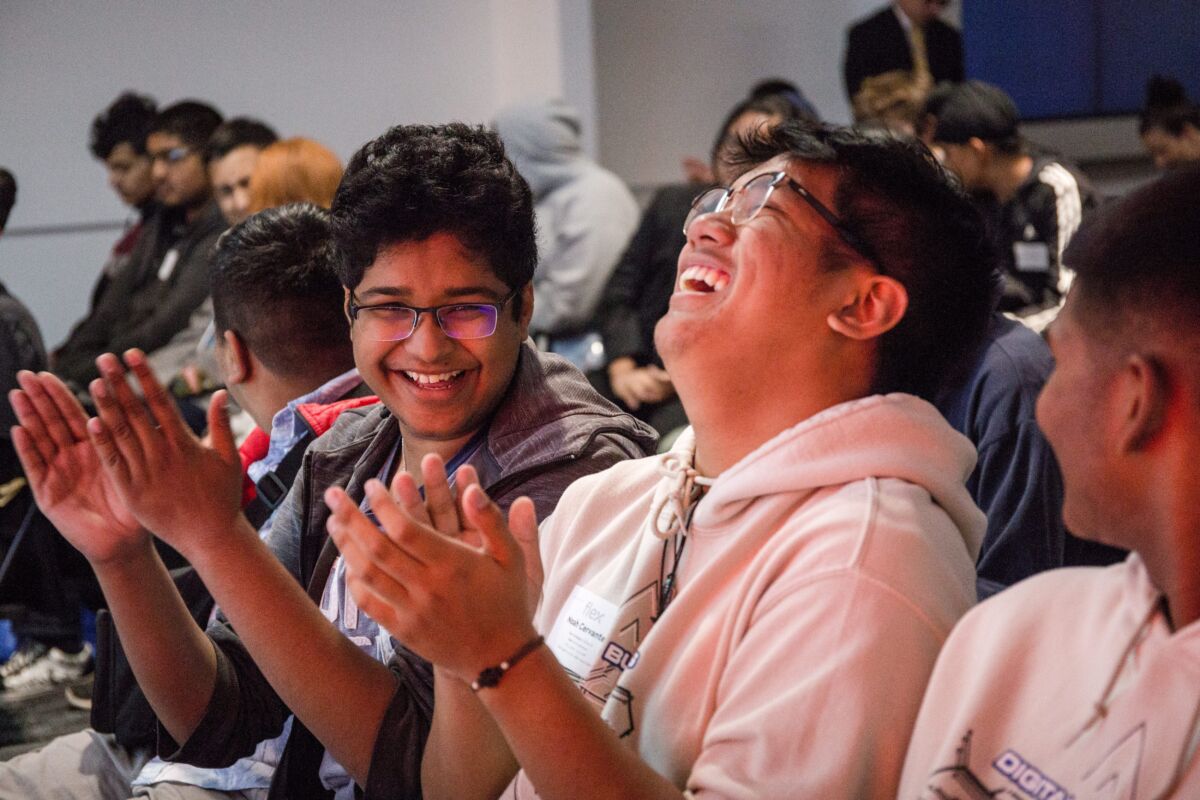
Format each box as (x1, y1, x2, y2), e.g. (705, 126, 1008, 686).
(683, 171, 879, 270)
(347, 289, 519, 342)
(149, 146, 195, 166)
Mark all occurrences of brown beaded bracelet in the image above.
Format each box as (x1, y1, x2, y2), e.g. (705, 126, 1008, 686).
(470, 635, 546, 692)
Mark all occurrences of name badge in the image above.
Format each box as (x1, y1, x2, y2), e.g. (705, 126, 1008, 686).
(546, 585, 618, 676)
(1013, 241, 1051, 273)
(157, 249, 180, 281)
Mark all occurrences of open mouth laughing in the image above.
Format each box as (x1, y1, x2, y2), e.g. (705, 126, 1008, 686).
(402, 370, 466, 389)
(678, 264, 731, 294)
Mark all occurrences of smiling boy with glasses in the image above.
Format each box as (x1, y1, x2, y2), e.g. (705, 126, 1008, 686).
(7, 124, 655, 799)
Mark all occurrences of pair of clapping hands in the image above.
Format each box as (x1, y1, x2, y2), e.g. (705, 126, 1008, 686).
(10, 350, 543, 685)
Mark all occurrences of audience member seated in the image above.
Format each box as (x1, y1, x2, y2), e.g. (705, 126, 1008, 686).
(844, 0, 962, 102)
(592, 91, 810, 439)
(925, 80, 1097, 330)
(1140, 74, 1200, 171)
(206, 118, 279, 228)
(4, 123, 655, 799)
(899, 165, 1200, 800)
(147, 117, 278, 389)
(494, 101, 639, 371)
(52, 100, 226, 391)
(681, 79, 820, 184)
(173, 135, 344, 402)
(52, 92, 159, 367)
(324, 122, 997, 798)
(851, 69, 929, 137)
(0, 170, 92, 696)
(102, 203, 365, 798)
(246, 137, 344, 213)
(936, 310, 1124, 599)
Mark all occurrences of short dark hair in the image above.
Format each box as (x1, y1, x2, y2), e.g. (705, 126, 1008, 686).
(726, 122, 996, 399)
(205, 117, 279, 163)
(90, 92, 157, 160)
(0, 168, 16, 230)
(212, 203, 353, 381)
(711, 94, 816, 168)
(927, 80, 1023, 155)
(149, 100, 223, 151)
(1139, 75, 1200, 137)
(1065, 165, 1200, 349)
(330, 123, 537, 312)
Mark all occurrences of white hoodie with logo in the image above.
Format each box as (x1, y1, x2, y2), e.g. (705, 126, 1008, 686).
(502, 393, 984, 799)
(899, 555, 1200, 800)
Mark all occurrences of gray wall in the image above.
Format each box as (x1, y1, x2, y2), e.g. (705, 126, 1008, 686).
(0, 0, 576, 344)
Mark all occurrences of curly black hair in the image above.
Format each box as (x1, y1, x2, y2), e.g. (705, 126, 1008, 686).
(330, 123, 536, 315)
(724, 121, 997, 400)
(89, 92, 157, 160)
(212, 203, 353, 381)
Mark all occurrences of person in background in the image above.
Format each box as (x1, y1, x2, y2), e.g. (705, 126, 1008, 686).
(173, 136, 345, 401)
(0, 169, 89, 696)
(494, 100, 639, 372)
(52, 92, 158, 365)
(851, 69, 930, 137)
(1139, 75, 1200, 170)
(207, 118, 279, 227)
(899, 165, 1200, 800)
(246, 137, 344, 213)
(52, 100, 226, 391)
(844, 0, 963, 103)
(925, 80, 1096, 330)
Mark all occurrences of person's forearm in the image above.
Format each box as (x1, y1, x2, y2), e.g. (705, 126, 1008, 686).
(422, 666, 519, 800)
(184, 516, 397, 785)
(474, 646, 682, 800)
(91, 541, 219, 745)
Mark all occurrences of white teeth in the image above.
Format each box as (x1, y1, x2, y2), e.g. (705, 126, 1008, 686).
(679, 265, 730, 293)
(403, 370, 464, 385)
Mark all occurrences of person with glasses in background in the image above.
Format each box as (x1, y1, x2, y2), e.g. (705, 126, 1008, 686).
(53, 100, 226, 392)
(6, 123, 655, 800)
(321, 121, 996, 798)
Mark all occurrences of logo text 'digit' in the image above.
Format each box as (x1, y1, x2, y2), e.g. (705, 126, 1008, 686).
(993, 750, 1074, 800)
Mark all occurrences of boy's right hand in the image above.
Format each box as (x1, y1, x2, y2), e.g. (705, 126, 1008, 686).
(10, 370, 147, 566)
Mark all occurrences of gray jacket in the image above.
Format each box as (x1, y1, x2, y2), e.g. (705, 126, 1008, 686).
(160, 343, 657, 800)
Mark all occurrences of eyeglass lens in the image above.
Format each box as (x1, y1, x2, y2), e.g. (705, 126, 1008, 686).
(683, 173, 778, 234)
(360, 304, 500, 342)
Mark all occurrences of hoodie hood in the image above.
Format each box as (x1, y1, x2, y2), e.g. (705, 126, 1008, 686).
(654, 393, 984, 559)
(494, 100, 586, 200)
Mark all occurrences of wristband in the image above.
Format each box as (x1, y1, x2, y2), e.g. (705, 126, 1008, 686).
(470, 635, 545, 692)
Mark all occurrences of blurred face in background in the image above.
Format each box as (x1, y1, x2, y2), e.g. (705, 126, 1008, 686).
(210, 144, 263, 225)
(147, 132, 211, 211)
(104, 142, 155, 207)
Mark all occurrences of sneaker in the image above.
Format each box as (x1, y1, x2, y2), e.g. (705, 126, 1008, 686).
(65, 673, 94, 711)
(0, 641, 93, 692)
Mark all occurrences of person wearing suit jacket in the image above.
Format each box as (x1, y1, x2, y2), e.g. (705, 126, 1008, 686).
(844, 0, 964, 102)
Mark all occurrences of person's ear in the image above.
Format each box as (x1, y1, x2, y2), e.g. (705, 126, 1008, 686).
(826, 273, 909, 341)
(343, 287, 354, 334)
(1117, 353, 1168, 452)
(516, 281, 535, 338)
(220, 329, 252, 386)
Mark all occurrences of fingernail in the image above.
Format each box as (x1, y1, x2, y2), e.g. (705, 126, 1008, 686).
(468, 486, 488, 509)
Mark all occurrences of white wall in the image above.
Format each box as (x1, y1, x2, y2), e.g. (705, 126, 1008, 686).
(591, 0, 882, 189)
(0, 0, 571, 344)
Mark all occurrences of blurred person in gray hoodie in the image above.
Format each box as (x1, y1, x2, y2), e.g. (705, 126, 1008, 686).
(495, 101, 638, 371)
